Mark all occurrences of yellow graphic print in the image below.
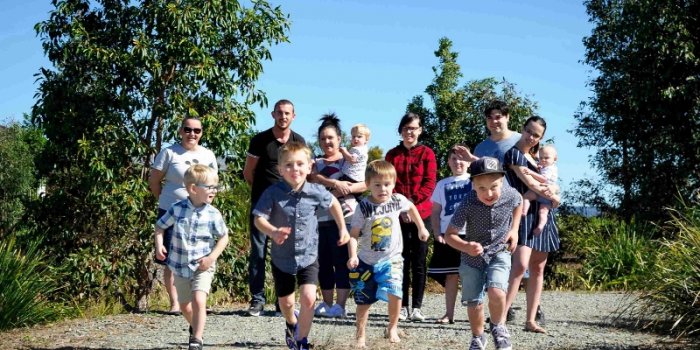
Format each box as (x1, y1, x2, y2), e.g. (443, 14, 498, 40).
(370, 217, 392, 251)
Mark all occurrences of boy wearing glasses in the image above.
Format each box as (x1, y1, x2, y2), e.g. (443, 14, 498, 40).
(154, 164, 229, 350)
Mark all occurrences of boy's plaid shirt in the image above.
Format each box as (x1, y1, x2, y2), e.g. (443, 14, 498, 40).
(157, 198, 228, 278)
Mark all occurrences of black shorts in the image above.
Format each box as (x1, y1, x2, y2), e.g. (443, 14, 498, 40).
(154, 208, 173, 266)
(428, 235, 463, 286)
(272, 260, 320, 298)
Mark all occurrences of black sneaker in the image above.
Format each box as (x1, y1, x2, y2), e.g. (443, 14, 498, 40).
(506, 307, 515, 323)
(188, 336, 203, 350)
(535, 305, 545, 326)
(248, 300, 264, 317)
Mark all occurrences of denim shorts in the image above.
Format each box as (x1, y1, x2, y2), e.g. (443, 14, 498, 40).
(459, 251, 511, 307)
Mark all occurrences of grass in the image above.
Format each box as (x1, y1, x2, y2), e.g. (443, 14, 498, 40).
(0, 235, 69, 330)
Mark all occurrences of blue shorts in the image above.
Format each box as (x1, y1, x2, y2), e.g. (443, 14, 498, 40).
(350, 256, 403, 305)
(459, 251, 511, 307)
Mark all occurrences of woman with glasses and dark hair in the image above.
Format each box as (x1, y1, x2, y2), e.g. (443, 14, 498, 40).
(148, 116, 219, 314)
(385, 112, 437, 322)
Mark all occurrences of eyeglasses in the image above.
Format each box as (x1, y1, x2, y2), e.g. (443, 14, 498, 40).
(195, 184, 221, 191)
(402, 126, 421, 133)
(183, 127, 202, 134)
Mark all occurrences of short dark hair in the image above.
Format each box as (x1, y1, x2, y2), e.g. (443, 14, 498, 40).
(484, 100, 509, 117)
(273, 99, 294, 113)
(397, 112, 422, 134)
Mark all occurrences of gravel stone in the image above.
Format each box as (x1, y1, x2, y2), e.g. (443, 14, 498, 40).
(5, 291, 693, 349)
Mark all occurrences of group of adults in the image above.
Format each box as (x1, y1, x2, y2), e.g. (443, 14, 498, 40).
(149, 98, 559, 333)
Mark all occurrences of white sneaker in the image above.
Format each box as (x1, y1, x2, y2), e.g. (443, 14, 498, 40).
(399, 306, 409, 321)
(328, 304, 347, 318)
(314, 302, 330, 317)
(410, 308, 426, 321)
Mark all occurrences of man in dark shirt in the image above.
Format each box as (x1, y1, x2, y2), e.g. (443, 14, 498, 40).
(243, 99, 306, 316)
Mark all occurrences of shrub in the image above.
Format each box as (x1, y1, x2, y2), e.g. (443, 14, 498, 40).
(0, 235, 69, 330)
(629, 204, 700, 338)
(550, 214, 656, 291)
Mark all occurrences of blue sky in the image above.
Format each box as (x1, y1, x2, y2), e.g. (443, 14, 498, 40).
(0, 0, 596, 197)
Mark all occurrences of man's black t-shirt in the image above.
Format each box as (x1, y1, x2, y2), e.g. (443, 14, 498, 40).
(247, 128, 306, 205)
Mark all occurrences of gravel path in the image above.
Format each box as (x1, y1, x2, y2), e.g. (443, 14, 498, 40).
(7, 291, 692, 349)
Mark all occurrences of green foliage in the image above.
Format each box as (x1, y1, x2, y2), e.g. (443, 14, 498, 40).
(575, 0, 700, 221)
(0, 123, 45, 237)
(30, 0, 290, 310)
(630, 203, 700, 338)
(550, 214, 656, 291)
(408, 37, 539, 176)
(210, 177, 252, 298)
(367, 145, 384, 162)
(0, 235, 69, 330)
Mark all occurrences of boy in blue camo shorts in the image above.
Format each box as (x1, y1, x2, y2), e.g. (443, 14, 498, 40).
(445, 157, 522, 350)
(347, 160, 429, 347)
(154, 164, 229, 350)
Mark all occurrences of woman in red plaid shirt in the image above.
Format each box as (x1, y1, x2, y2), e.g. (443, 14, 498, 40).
(385, 112, 437, 322)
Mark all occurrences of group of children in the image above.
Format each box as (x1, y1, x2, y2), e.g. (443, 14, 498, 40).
(154, 122, 559, 350)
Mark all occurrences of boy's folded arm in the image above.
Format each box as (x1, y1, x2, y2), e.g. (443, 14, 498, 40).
(207, 233, 230, 261)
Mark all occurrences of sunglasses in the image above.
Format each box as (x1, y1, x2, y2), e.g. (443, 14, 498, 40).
(183, 127, 202, 134)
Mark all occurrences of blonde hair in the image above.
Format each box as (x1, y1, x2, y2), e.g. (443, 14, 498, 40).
(365, 160, 396, 184)
(184, 164, 218, 186)
(278, 141, 313, 162)
(351, 123, 371, 141)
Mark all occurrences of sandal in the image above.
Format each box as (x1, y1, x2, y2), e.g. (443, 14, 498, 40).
(525, 321, 547, 334)
(435, 315, 454, 324)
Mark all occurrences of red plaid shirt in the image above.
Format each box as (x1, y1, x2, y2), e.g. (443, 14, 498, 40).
(385, 143, 437, 219)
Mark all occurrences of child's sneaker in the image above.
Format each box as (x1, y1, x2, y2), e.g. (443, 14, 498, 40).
(469, 333, 488, 350)
(314, 302, 330, 317)
(506, 307, 515, 322)
(285, 310, 299, 350)
(188, 336, 203, 350)
(491, 324, 512, 350)
(328, 304, 347, 318)
(410, 308, 425, 321)
(296, 337, 311, 350)
(399, 306, 409, 321)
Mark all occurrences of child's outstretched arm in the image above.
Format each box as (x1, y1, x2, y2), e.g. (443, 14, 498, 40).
(407, 203, 429, 241)
(198, 233, 230, 270)
(328, 197, 350, 245)
(505, 195, 523, 252)
(347, 228, 361, 269)
(339, 146, 359, 163)
(444, 225, 483, 256)
(154, 228, 167, 261)
(522, 168, 548, 184)
(254, 216, 291, 245)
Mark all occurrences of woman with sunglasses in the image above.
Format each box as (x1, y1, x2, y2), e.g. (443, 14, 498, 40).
(148, 116, 219, 314)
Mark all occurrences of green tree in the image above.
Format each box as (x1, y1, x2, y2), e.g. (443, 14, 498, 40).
(0, 122, 45, 238)
(31, 0, 289, 309)
(408, 38, 539, 176)
(574, 0, 700, 221)
(368, 145, 384, 162)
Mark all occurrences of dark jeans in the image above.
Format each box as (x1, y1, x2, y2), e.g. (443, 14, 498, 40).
(248, 213, 271, 304)
(400, 220, 429, 309)
(317, 220, 351, 290)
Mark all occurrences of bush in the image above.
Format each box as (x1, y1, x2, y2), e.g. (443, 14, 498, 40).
(629, 204, 700, 338)
(0, 235, 69, 330)
(550, 214, 656, 290)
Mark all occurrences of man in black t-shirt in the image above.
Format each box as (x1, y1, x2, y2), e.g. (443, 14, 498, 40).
(243, 99, 306, 316)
